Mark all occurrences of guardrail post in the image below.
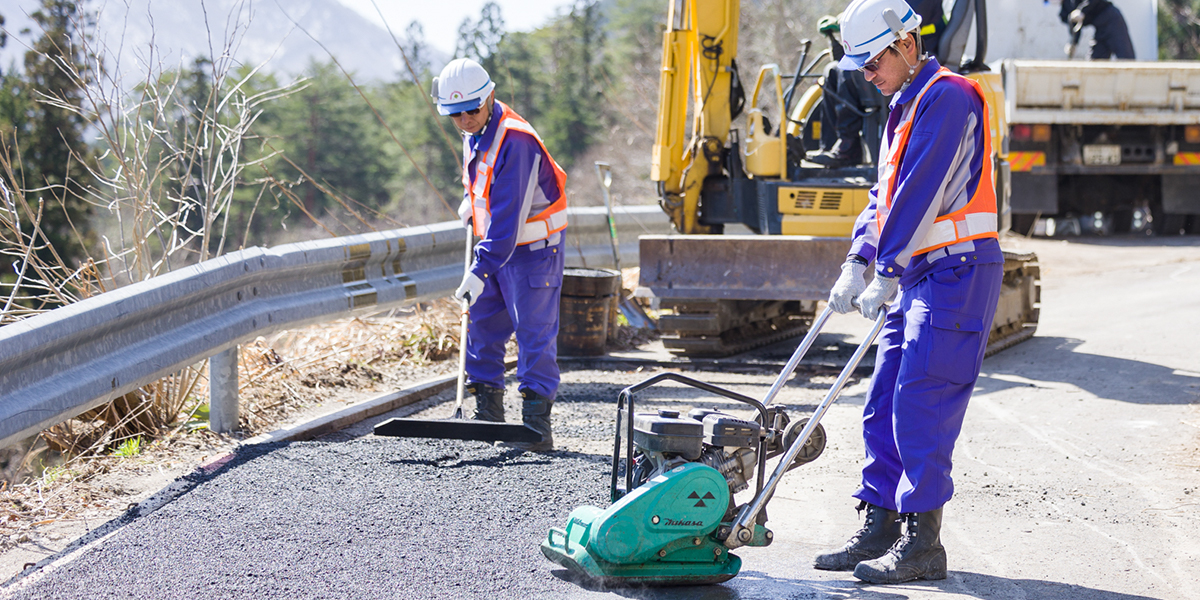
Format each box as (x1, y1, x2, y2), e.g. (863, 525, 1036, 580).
(209, 347, 239, 433)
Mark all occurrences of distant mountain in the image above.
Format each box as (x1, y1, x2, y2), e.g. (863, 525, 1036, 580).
(0, 0, 445, 84)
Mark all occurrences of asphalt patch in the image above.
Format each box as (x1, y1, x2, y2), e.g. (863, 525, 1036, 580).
(4, 438, 613, 600)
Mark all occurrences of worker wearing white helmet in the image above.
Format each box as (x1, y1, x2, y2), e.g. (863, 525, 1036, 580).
(437, 58, 569, 452)
(815, 0, 1005, 584)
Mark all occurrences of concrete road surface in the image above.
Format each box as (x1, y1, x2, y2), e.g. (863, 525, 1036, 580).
(3, 236, 1198, 600)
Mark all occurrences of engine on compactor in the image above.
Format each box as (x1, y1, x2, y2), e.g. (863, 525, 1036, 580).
(629, 407, 826, 521)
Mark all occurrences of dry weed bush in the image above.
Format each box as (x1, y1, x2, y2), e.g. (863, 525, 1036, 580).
(1, 3, 297, 467)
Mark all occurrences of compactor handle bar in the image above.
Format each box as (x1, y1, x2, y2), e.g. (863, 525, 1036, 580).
(725, 306, 889, 549)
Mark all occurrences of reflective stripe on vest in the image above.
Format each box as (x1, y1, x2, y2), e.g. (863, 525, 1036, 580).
(462, 100, 568, 245)
(875, 68, 998, 257)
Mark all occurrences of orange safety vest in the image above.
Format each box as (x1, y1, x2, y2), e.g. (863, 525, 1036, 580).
(876, 67, 998, 257)
(463, 100, 568, 244)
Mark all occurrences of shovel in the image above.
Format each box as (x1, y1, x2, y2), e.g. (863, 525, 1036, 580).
(594, 161, 656, 332)
(374, 229, 543, 443)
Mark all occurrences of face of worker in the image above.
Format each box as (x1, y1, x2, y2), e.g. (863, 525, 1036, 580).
(862, 34, 920, 97)
(450, 91, 494, 135)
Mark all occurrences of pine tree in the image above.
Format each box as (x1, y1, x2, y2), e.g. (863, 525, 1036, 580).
(538, 0, 608, 166)
(1160, 0, 1200, 59)
(456, 2, 506, 69)
(22, 0, 97, 266)
(262, 60, 391, 231)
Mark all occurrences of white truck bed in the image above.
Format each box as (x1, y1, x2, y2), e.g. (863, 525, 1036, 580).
(1003, 60, 1200, 125)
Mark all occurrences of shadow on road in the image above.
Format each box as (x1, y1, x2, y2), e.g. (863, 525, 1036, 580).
(980, 336, 1200, 405)
(551, 568, 1167, 599)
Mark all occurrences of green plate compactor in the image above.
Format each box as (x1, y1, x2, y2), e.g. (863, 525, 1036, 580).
(541, 306, 887, 585)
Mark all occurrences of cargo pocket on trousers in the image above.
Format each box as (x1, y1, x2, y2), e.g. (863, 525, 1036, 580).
(926, 310, 985, 384)
(528, 262, 562, 290)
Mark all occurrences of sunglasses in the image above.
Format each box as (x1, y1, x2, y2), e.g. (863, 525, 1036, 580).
(860, 47, 892, 73)
(449, 106, 483, 118)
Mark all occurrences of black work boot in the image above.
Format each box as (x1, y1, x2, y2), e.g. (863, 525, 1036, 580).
(805, 138, 863, 168)
(467, 383, 505, 422)
(853, 508, 948, 584)
(508, 388, 553, 452)
(813, 501, 902, 571)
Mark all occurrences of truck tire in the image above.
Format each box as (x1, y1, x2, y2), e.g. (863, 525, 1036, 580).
(1011, 214, 1037, 237)
(1157, 214, 1187, 236)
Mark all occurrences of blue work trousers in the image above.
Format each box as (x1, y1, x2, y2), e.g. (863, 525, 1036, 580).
(465, 240, 564, 400)
(854, 261, 1003, 514)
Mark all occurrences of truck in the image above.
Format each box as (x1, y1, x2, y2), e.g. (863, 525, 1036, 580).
(1004, 60, 1200, 235)
(639, 0, 1040, 356)
(909, 0, 1200, 234)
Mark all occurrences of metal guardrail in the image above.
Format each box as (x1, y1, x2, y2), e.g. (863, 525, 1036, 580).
(0, 205, 670, 449)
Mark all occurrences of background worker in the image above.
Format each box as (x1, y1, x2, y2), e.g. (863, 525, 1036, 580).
(435, 57, 568, 452)
(815, 0, 1004, 584)
(807, 0, 944, 168)
(1061, 0, 1135, 59)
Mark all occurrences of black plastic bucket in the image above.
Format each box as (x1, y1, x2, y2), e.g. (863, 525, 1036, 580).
(558, 267, 621, 356)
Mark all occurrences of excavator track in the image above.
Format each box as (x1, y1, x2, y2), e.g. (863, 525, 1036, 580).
(984, 250, 1041, 357)
(658, 300, 817, 357)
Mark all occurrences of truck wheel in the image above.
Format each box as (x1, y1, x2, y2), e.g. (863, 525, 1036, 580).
(1150, 202, 1187, 236)
(1011, 214, 1037, 237)
(1110, 209, 1133, 234)
(1158, 214, 1187, 236)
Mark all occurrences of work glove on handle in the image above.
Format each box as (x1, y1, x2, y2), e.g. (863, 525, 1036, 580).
(828, 260, 868, 314)
(455, 272, 485, 307)
(1069, 8, 1084, 31)
(858, 274, 899, 320)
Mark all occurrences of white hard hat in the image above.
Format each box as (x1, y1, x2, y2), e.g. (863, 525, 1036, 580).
(836, 0, 922, 70)
(431, 58, 496, 116)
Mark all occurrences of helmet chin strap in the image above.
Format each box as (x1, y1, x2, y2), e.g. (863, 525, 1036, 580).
(896, 50, 926, 93)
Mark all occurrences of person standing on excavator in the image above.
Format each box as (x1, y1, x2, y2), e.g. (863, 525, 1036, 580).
(814, 0, 1004, 584)
(435, 58, 568, 452)
(1060, 0, 1135, 60)
(807, 0, 945, 168)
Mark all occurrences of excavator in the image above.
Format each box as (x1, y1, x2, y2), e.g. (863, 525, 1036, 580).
(640, 0, 1040, 356)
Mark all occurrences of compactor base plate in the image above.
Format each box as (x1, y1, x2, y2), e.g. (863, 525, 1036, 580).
(540, 539, 740, 587)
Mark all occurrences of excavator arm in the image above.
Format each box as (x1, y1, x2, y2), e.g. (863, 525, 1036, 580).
(651, 0, 741, 234)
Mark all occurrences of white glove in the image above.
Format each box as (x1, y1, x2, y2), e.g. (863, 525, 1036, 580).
(828, 260, 867, 314)
(457, 198, 472, 229)
(1069, 8, 1084, 30)
(858, 274, 899, 320)
(454, 272, 485, 307)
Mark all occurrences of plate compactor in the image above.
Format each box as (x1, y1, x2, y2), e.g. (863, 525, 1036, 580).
(540, 306, 887, 586)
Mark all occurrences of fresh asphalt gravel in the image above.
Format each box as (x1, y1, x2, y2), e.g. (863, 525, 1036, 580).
(3, 436, 613, 600)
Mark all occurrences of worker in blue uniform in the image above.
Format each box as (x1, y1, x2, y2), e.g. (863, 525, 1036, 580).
(812, 0, 1004, 584)
(435, 58, 569, 452)
(807, 0, 945, 168)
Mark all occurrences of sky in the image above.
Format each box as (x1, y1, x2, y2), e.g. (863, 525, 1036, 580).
(335, 0, 573, 57)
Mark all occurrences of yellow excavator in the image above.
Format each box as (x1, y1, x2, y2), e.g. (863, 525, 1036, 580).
(640, 0, 1040, 356)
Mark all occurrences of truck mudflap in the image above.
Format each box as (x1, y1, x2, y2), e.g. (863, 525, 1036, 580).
(638, 236, 1040, 357)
